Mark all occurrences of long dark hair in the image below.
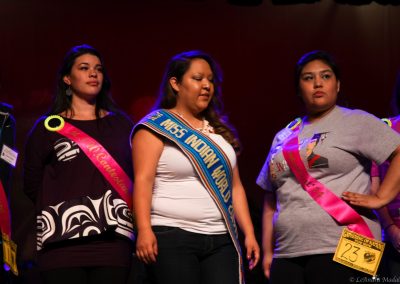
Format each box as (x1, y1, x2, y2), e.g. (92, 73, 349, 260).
(48, 44, 119, 118)
(154, 50, 240, 152)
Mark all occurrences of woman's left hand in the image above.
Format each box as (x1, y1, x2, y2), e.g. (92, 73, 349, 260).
(342, 191, 387, 209)
(244, 234, 260, 270)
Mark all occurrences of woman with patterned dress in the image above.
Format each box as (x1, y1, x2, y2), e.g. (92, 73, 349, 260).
(24, 45, 135, 284)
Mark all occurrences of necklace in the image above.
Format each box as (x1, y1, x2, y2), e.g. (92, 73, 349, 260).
(175, 111, 214, 134)
(200, 119, 214, 134)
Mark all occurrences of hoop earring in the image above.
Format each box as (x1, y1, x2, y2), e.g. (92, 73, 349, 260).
(66, 86, 72, 96)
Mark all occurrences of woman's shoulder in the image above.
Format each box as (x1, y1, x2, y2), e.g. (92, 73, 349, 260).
(336, 106, 372, 116)
(25, 116, 53, 148)
(28, 116, 48, 134)
(335, 106, 380, 121)
(271, 117, 302, 144)
(333, 107, 389, 134)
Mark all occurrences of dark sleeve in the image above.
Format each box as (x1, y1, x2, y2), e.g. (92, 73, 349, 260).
(23, 118, 51, 203)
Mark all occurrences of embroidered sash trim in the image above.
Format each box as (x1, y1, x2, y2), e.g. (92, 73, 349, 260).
(44, 115, 133, 209)
(282, 123, 374, 238)
(135, 109, 244, 284)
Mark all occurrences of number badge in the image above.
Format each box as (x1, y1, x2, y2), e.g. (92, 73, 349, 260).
(333, 228, 385, 276)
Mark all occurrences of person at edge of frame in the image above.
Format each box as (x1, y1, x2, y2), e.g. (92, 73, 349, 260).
(370, 69, 400, 279)
(0, 102, 17, 284)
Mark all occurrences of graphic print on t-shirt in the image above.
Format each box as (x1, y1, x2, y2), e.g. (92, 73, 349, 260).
(306, 132, 329, 169)
(54, 138, 80, 162)
(269, 146, 289, 181)
(268, 132, 330, 181)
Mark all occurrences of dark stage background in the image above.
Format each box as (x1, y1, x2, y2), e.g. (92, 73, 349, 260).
(1, 0, 400, 283)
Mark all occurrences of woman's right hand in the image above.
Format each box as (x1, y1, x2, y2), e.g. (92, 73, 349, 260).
(136, 228, 158, 264)
(262, 253, 273, 279)
(341, 191, 387, 209)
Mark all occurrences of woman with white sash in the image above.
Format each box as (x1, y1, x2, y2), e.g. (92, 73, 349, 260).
(132, 50, 259, 284)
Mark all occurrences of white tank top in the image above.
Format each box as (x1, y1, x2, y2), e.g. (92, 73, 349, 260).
(151, 133, 237, 234)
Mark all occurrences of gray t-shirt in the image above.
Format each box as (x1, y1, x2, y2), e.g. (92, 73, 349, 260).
(257, 106, 400, 258)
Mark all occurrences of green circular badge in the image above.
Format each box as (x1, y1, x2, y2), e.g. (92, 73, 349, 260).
(44, 115, 65, 132)
(286, 117, 302, 131)
(381, 118, 392, 128)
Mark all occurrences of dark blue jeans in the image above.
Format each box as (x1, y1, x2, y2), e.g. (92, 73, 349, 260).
(148, 226, 239, 284)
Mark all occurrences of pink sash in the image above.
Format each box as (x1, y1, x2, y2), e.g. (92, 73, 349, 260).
(56, 121, 132, 209)
(282, 131, 374, 238)
(0, 181, 11, 236)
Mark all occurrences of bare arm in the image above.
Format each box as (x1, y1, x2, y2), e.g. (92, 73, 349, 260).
(232, 165, 260, 270)
(262, 191, 276, 279)
(371, 176, 400, 252)
(342, 146, 400, 209)
(132, 128, 164, 264)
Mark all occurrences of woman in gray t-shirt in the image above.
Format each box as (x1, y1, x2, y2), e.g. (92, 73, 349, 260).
(257, 50, 400, 284)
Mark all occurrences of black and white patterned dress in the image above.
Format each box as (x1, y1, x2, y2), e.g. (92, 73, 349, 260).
(24, 113, 134, 270)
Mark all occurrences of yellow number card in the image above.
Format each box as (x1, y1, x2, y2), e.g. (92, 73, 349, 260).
(2, 233, 18, 276)
(333, 228, 385, 276)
